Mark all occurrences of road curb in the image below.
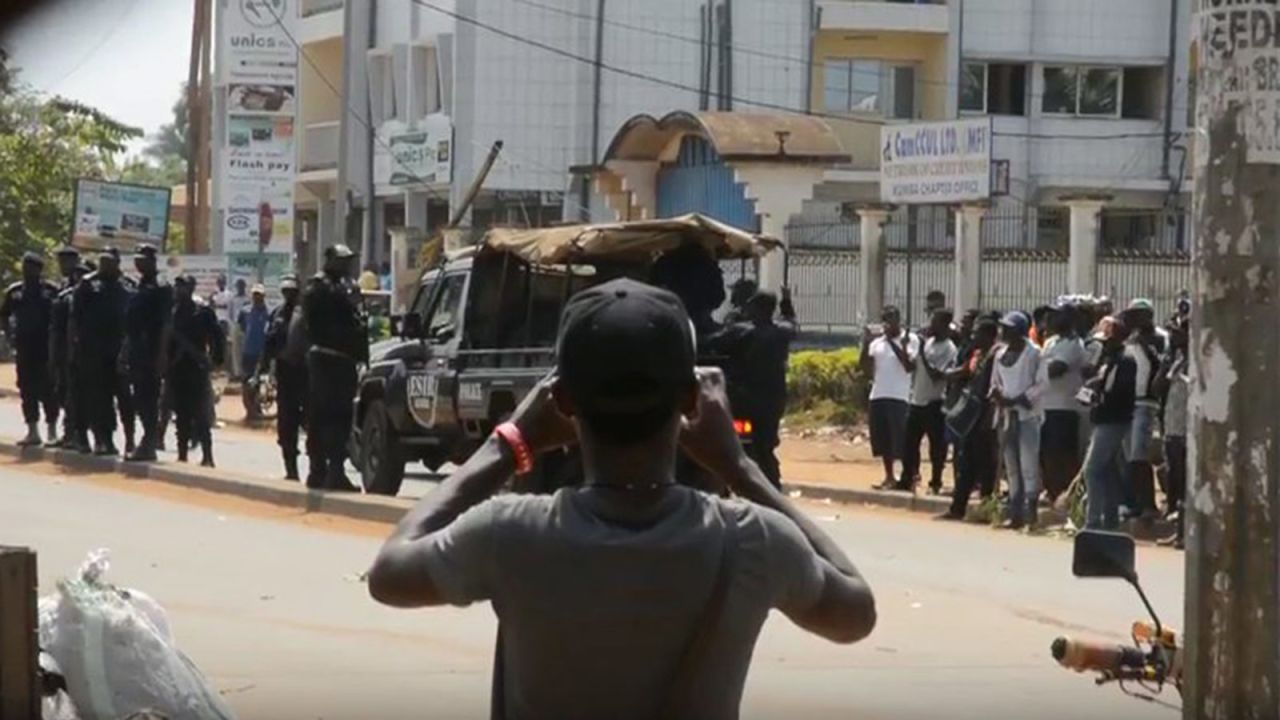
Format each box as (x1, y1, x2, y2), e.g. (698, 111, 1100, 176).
(8, 438, 1160, 534)
(782, 482, 952, 515)
(0, 440, 413, 525)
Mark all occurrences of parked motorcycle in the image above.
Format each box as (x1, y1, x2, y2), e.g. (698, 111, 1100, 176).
(1051, 531, 1181, 708)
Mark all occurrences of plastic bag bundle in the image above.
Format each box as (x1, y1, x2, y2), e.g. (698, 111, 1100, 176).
(38, 549, 236, 720)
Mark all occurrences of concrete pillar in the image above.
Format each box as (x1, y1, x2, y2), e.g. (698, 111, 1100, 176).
(858, 205, 892, 326)
(734, 163, 826, 293)
(317, 198, 336, 271)
(1065, 196, 1109, 295)
(954, 204, 987, 312)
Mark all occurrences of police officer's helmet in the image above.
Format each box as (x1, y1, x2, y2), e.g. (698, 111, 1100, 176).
(324, 244, 355, 260)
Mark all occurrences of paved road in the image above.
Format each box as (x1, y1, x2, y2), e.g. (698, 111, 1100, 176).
(1, 462, 1185, 720)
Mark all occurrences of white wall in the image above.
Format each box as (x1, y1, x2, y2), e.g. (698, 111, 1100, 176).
(963, 0, 1177, 63)
(445, 0, 808, 202)
(962, 0, 1187, 200)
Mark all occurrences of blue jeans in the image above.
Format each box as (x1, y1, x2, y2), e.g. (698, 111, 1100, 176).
(1000, 413, 1043, 524)
(1085, 422, 1130, 530)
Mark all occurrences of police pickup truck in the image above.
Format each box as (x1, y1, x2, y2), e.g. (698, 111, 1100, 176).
(349, 214, 780, 495)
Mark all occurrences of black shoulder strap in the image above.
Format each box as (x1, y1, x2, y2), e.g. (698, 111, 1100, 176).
(657, 501, 740, 719)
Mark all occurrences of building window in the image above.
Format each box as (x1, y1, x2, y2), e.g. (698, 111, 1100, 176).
(960, 62, 986, 112)
(823, 58, 917, 119)
(1043, 65, 1121, 117)
(961, 62, 1028, 116)
(1122, 67, 1163, 120)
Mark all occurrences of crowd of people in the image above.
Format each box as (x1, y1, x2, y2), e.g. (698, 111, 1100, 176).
(0, 243, 369, 492)
(861, 290, 1190, 545)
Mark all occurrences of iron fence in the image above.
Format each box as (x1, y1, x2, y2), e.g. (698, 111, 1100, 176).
(786, 248, 862, 333)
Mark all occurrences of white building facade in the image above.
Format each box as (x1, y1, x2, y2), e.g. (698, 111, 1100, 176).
(299, 0, 1192, 314)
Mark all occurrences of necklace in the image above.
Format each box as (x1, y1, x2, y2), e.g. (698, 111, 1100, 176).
(589, 482, 677, 492)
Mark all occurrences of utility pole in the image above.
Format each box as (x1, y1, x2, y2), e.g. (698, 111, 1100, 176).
(1184, 3, 1280, 719)
(195, 0, 213, 255)
(183, 0, 205, 254)
(183, 0, 213, 254)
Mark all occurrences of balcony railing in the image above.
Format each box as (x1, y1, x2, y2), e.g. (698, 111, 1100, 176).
(819, 0, 949, 34)
(301, 121, 340, 172)
(302, 0, 343, 18)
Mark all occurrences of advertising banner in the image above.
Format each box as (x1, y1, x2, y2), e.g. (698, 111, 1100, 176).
(72, 179, 172, 251)
(1195, 0, 1280, 164)
(228, 252, 292, 304)
(219, 0, 299, 87)
(158, 254, 228, 299)
(880, 118, 993, 205)
(217, 0, 298, 267)
(374, 114, 453, 189)
(221, 181, 294, 254)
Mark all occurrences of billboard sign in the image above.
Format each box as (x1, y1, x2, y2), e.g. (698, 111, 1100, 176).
(880, 118, 993, 204)
(158, 254, 228, 299)
(374, 114, 453, 189)
(219, 0, 298, 87)
(217, 0, 298, 265)
(221, 181, 294, 254)
(72, 179, 172, 251)
(228, 252, 292, 303)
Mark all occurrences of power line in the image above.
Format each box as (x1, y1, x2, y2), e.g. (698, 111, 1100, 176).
(412, 0, 1172, 142)
(47, 0, 144, 91)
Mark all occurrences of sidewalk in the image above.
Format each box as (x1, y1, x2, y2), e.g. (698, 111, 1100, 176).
(2, 362, 1133, 533)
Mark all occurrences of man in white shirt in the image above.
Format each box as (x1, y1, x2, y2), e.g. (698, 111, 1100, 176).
(860, 306, 920, 491)
(1039, 305, 1088, 501)
(991, 311, 1048, 530)
(1122, 298, 1165, 520)
(903, 308, 958, 494)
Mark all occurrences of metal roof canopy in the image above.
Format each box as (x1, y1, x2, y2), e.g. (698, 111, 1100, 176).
(600, 111, 851, 166)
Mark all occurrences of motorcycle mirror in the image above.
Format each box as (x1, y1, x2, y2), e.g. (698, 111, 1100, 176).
(1072, 530, 1136, 582)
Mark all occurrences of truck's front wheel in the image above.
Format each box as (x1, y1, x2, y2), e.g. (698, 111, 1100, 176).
(360, 399, 406, 496)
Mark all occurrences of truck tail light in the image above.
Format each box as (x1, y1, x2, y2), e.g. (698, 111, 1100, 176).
(733, 419, 753, 436)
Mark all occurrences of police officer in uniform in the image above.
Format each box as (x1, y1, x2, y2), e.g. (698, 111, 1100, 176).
(49, 246, 82, 448)
(263, 273, 306, 480)
(123, 244, 173, 461)
(708, 287, 798, 488)
(168, 274, 224, 466)
(74, 249, 133, 456)
(0, 252, 60, 446)
(303, 244, 366, 491)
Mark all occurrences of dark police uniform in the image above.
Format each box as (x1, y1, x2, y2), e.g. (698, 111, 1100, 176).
(0, 264, 59, 434)
(125, 257, 173, 457)
(263, 282, 306, 479)
(49, 248, 84, 447)
(73, 265, 134, 453)
(169, 291, 224, 465)
(708, 293, 797, 488)
(303, 266, 367, 490)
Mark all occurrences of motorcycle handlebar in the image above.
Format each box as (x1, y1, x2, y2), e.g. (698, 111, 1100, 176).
(1051, 637, 1149, 674)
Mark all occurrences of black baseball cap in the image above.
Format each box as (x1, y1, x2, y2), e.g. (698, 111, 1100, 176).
(557, 278, 696, 416)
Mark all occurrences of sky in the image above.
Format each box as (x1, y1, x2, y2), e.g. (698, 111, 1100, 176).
(2, 0, 194, 153)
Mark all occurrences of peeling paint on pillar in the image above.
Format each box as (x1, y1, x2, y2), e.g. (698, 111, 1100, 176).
(1186, 1, 1280, 716)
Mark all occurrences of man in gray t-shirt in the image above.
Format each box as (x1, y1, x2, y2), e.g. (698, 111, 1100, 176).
(369, 279, 877, 720)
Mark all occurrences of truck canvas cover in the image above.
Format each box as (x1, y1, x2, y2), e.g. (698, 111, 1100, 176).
(469, 213, 780, 265)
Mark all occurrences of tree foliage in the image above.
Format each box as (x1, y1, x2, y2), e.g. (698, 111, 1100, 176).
(0, 63, 142, 281)
(128, 83, 190, 188)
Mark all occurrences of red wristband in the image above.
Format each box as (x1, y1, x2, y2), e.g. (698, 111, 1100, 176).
(494, 422, 534, 475)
